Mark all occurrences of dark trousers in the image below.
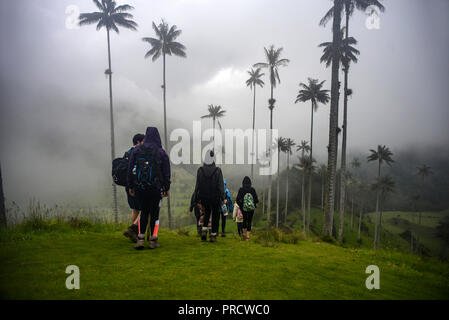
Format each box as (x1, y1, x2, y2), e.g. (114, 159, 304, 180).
(218, 212, 227, 233)
(194, 206, 201, 233)
(202, 202, 220, 236)
(237, 222, 243, 236)
(242, 210, 254, 231)
(136, 188, 162, 240)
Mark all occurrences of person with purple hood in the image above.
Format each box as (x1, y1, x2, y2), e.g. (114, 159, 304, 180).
(127, 127, 171, 250)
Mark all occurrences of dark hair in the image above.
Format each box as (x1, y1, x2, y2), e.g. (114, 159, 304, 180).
(132, 133, 145, 145)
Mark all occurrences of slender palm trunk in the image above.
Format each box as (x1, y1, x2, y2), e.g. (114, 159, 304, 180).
(285, 153, 290, 224)
(162, 52, 172, 229)
(267, 83, 274, 228)
(377, 199, 383, 249)
(106, 29, 118, 223)
(251, 86, 256, 180)
(323, 0, 343, 236)
(276, 150, 280, 228)
(307, 103, 315, 236)
(350, 194, 354, 231)
(338, 0, 351, 243)
(301, 149, 306, 232)
(262, 189, 265, 217)
(358, 204, 363, 241)
(374, 162, 381, 250)
(0, 163, 6, 227)
(321, 172, 325, 210)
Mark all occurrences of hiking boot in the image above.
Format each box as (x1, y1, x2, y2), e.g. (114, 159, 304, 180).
(148, 239, 160, 249)
(210, 235, 217, 242)
(135, 238, 145, 250)
(221, 233, 226, 237)
(123, 225, 138, 243)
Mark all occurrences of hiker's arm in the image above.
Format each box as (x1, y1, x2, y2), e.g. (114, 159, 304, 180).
(160, 150, 171, 192)
(193, 168, 201, 202)
(253, 188, 259, 204)
(127, 149, 136, 190)
(217, 169, 225, 201)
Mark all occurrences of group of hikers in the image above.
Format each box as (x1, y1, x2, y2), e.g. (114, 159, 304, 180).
(114, 126, 259, 250)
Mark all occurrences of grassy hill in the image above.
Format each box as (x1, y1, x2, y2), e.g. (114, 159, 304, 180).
(0, 219, 448, 300)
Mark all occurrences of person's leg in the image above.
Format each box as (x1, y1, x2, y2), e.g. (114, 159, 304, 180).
(194, 207, 201, 235)
(123, 188, 139, 242)
(237, 222, 243, 236)
(242, 211, 248, 238)
(246, 211, 254, 240)
(134, 189, 150, 249)
(148, 195, 162, 249)
(131, 209, 139, 223)
(221, 212, 227, 236)
(201, 203, 212, 241)
(210, 205, 220, 242)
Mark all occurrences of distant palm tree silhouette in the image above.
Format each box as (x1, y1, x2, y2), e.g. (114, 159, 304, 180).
(246, 68, 265, 179)
(142, 19, 186, 229)
(201, 105, 226, 150)
(283, 138, 296, 224)
(368, 145, 394, 249)
(79, 0, 137, 223)
(254, 45, 289, 227)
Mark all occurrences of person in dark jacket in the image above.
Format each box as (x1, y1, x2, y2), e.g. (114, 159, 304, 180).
(193, 150, 225, 242)
(236, 176, 258, 240)
(127, 127, 171, 250)
(123, 133, 144, 243)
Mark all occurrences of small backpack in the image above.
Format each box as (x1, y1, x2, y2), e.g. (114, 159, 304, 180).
(237, 208, 243, 220)
(111, 148, 132, 187)
(135, 146, 162, 189)
(243, 192, 255, 211)
(198, 167, 219, 202)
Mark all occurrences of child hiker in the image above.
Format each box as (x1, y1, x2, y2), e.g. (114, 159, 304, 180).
(236, 176, 258, 241)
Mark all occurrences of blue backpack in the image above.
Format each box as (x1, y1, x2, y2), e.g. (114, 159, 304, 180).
(135, 146, 162, 189)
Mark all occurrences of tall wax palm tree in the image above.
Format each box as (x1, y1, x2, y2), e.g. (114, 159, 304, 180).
(320, 0, 384, 238)
(201, 105, 226, 147)
(296, 78, 330, 234)
(297, 140, 310, 232)
(320, 30, 359, 235)
(142, 19, 186, 229)
(416, 164, 433, 252)
(318, 0, 344, 237)
(79, 0, 137, 223)
(357, 181, 367, 241)
(254, 45, 289, 227)
(371, 175, 395, 248)
(350, 158, 360, 231)
(283, 138, 296, 224)
(275, 137, 287, 228)
(246, 68, 265, 180)
(367, 145, 394, 249)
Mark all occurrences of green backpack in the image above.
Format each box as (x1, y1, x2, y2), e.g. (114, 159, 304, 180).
(243, 192, 255, 211)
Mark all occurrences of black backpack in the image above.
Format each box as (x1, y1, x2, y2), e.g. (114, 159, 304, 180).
(135, 146, 162, 189)
(112, 149, 132, 187)
(198, 167, 219, 202)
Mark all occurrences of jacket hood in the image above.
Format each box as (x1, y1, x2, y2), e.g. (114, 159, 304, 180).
(242, 176, 252, 188)
(202, 163, 217, 177)
(204, 149, 215, 165)
(143, 127, 162, 148)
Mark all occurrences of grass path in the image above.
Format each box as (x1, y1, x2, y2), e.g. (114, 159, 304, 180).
(1, 223, 448, 300)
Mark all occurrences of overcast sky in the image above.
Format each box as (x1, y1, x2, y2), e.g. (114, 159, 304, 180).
(1, 0, 448, 203)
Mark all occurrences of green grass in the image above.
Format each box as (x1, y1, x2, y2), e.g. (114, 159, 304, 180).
(1, 220, 448, 300)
